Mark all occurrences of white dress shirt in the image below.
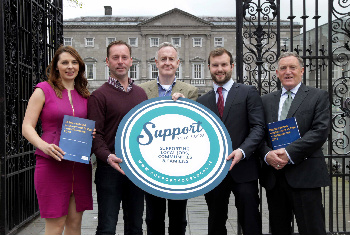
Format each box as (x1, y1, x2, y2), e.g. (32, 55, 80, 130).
(214, 79, 246, 159)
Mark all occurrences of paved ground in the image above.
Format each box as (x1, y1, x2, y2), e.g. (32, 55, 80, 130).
(12, 160, 350, 235)
(15, 167, 271, 235)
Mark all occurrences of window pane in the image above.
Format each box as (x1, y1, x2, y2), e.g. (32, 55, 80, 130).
(175, 67, 180, 78)
(193, 38, 202, 47)
(172, 38, 180, 46)
(107, 37, 115, 45)
(129, 38, 137, 46)
(214, 37, 223, 47)
(129, 64, 137, 79)
(194, 64, 202, 79)
(86, 64, 94, 79)
(150, 38, 159, 47)
(151, 64, 158, 78)
(86, 38, 94, 47)
(281, 38, 289, 49)
(64, 38, 72, 46)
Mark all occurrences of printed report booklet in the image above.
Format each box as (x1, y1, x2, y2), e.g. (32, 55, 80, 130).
(59, 115, 95, 164)
(268, 117, 301, 150)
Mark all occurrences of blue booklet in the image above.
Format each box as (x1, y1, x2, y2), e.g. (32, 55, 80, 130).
(268, 117, 301, 150)
(59, 115, 95, 164)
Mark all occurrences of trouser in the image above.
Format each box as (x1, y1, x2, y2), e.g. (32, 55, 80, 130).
(145, 193, 187, 235)
(95, 164, 144, 235)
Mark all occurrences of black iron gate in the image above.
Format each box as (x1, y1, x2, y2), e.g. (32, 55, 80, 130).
(235, 0, 350, 234)
(0, 0, 63, 234)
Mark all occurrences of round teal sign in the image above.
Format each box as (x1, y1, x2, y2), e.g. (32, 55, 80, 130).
(115, 97, 232, 199)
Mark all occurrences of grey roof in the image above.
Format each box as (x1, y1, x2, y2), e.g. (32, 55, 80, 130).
(64, 8, 236, 26)
(66, 16, 151, 22)
(64, 8, 301, 28)
(137, 8, 214, 26)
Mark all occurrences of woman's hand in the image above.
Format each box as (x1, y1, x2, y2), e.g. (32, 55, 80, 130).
(40, 142, 65, 161)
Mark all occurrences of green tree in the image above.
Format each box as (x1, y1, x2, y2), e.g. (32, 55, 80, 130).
(65, 0, 83, 8)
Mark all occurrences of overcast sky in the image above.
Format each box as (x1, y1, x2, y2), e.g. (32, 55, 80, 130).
(63, 0, 348, 30)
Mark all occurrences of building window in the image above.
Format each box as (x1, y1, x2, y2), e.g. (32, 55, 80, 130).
(172, 37, 181, 47)
(64, 37, 72, 46)
(280, 38, 289, 50)
(85, 38, 95, 47)
(151, 64, 159, 78)
(129, 64, 139, 80)
(105, 64, 110, 80)
(214, 37, 224, 47)
(85, 63, 96, 80)
(175, 64, 182, 79)
(129, 37, 138, 47)
(192, 63, 203, 79)
(150, 38, 159, 47)
(106, 37, 116, 47)
(193, 37, 202, 47)
(299, 38, 303, 47)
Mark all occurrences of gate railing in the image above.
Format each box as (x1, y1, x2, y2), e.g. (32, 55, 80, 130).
(235, 0, 350, 234)
(0, 0, 63, 234)
(325, 154, 350, 234)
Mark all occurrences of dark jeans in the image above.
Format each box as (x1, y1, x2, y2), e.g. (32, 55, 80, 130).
(95, 163, 144, 235)
(145, 193, 187, 235)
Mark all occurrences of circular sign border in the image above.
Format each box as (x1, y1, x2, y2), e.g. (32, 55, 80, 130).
(115, 97, 232, 199)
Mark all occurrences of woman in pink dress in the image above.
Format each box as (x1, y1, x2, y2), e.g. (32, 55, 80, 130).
(22, 45, 93, 235)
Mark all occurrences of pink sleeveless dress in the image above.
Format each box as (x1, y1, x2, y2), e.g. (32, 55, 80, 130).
(34, 82, 93, 218)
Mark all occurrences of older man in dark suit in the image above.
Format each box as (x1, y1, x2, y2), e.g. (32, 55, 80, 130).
(259, 52, 331, 235)
(197, 48, 265, 235)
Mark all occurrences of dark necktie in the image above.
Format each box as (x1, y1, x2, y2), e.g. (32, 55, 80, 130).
(280, 90, 293, 120)
(217, 87, 224, 118)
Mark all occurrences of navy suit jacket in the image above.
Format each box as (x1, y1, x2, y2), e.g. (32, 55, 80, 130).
(259, 83, 331, 190)
(197, 82, 265, 183)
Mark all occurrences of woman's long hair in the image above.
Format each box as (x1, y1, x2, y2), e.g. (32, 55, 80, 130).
(46, 45, 90, 98)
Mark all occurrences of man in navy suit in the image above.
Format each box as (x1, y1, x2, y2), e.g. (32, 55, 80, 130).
(259, 52, 330, 235)
(197, 48, 265, 235)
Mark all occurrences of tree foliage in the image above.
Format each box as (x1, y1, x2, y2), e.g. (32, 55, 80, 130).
(65, 0, 83, 8)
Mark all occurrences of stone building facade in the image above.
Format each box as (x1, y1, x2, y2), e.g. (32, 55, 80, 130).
(63, 7, 301, 94)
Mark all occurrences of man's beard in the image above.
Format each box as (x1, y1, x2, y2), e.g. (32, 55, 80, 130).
(210, 71, 232, 86)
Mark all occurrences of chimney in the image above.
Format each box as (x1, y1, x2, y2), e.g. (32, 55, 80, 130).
(104, 6, 112, 16)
